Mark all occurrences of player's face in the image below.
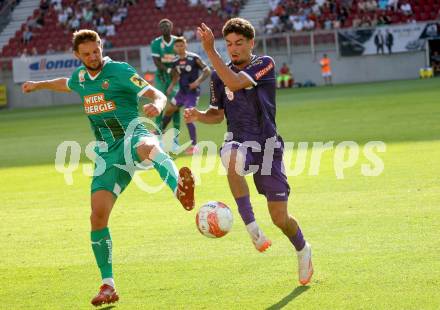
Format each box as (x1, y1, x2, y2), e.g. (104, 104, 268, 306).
(160, 22, 172, 36)
(75, 41, 103, 72)
(174, 41, 186, 55)
(225, 33, 254, 66)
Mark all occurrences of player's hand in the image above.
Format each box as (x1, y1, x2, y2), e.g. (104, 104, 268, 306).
(143, 103, 160, 117)
(197, 23, 215, 53)
(188, 81, 199, 90)
(184, 108, 200, 123)
(22, 81, 38, 93)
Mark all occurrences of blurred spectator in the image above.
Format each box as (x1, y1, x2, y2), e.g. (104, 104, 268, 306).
(365, 0, 377, 11)
(269, 0, 281, 11)
(400, 1, 412, 15)
(202, 0, 221, 14)
(46, 44, 55, 54)
(106, 24, 116, 36)
(292, 17, 304, 32)
(277, 63, 293, 88)
(303, 17, 315, 31)
(183, 26, 195, 41)
(188, 0, 199, 6)
(31, 47, 38, 56)
(155, 0, 166, 10)
(22, 27, 32, 45)
(20, 48, 29, 59)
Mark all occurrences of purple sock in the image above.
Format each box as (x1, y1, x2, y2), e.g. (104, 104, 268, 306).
(235, 195, 255, 225)
(289, 227, 306, 251)
(187, 122, 197, 145)
(161, 115, 172, 131)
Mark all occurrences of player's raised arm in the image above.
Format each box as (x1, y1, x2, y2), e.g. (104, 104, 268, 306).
(142, 86, 167, 117)
(197, 23, 252, 92)
(22, 78, 71, 93)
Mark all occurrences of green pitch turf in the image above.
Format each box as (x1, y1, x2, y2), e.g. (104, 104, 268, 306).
(0, 79, 439, 309)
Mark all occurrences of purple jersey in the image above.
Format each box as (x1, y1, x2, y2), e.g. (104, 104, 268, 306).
(172, 52, 208, 94)
(209, 55, 278, 144)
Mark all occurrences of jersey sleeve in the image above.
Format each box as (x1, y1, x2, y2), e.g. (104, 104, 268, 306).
(209, 71, 224, 110)
(240, 56, 275, 86)
(117, 63, 151, 97)
(195, 55, 208, 71)
(66, 68, 81, 93)
(150, 39, 160, 58)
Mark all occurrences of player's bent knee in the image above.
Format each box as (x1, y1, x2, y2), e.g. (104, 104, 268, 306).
(136, 136, 162, 162)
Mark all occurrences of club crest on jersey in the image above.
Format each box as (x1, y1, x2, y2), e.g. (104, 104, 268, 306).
(130, 74, 148, 88)
(102, 79, 109, 89)
(185, 65, 192, 72)
(225, 86, 234, 101)
(78, 69, 86, 82)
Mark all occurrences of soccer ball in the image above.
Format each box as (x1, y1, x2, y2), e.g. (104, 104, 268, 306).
(196, 201, 233, 238)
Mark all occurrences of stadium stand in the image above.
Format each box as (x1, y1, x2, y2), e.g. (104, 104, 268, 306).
(0, 0, 245, 57)
(263, 0, 440, 34)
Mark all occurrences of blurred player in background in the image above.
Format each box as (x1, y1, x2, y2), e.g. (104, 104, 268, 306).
(151, 19, 181, 151)
(276, 63, 293, 88)
(185, 18, 313, 286)
(161, 36, 211, 155)
(21, 29, 195, 307)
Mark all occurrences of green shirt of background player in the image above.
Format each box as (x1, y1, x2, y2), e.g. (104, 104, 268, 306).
(21, 29, 195, 307)
(150, 18, 181, 148)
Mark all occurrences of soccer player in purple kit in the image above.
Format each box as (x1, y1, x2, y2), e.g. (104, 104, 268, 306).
(184, 18, 313, 285)
(161, 36, 211, 155)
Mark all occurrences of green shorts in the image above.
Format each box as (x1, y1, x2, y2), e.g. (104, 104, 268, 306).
(91, 127, 155, 197)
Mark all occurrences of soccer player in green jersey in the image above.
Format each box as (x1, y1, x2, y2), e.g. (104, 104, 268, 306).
(21, 30, 195, 307)
(151, 19, 181, 150)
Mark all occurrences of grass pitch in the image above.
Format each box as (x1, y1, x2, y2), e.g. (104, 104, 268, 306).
(0, 79, 439, 309)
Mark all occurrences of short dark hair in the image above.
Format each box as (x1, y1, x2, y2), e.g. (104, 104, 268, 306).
(222, 18, 255, 40)
(72, 29, 101, 52)
(174, 36, 187, 44)
(159, 18, 173, 26)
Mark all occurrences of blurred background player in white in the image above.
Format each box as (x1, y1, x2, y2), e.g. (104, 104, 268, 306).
(161, 36, 211, 155)
(185, 18, 313, 286)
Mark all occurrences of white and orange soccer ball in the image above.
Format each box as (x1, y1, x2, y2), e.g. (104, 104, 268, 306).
(196, 201, 233, 238)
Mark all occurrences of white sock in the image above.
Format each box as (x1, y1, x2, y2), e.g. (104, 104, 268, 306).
(102, 277, 115, 288)
(246, 221, 259, 235)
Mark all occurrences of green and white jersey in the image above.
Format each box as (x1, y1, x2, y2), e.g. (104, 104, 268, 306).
(67, 57, 150, 145)
(150, 35, 177, 75)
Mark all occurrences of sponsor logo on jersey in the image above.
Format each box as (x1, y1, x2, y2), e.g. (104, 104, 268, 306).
(130, 74, 149, 88)
(83, 93, 116, 114)
(255, 61, 274, 80)
(225, 86, 234, 101)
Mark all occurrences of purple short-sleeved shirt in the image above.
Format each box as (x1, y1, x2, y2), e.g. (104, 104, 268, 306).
(209, 55, 279, 144)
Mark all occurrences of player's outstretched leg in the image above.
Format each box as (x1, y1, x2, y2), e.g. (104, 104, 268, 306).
(268, 201, 313, 285)
(221, 146, 271, 252)
(136, 141, 195, 211)
(89, 190, 120, 306)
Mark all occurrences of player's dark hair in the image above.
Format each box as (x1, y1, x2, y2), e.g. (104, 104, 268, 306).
(222, 18, 255, 40)
(72, 29, 101, 52)
(159, 18, 173, 26)
(174, 36, 187, 44)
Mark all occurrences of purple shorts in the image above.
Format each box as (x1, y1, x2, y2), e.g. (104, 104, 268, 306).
(172, 90, 199, 108)
(220, 140, 290, 201)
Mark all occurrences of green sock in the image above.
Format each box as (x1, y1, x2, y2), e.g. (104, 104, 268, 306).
(172, 109, 181, 132)
(91, 227, 113, 279)
(152, 151, 178, 194)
